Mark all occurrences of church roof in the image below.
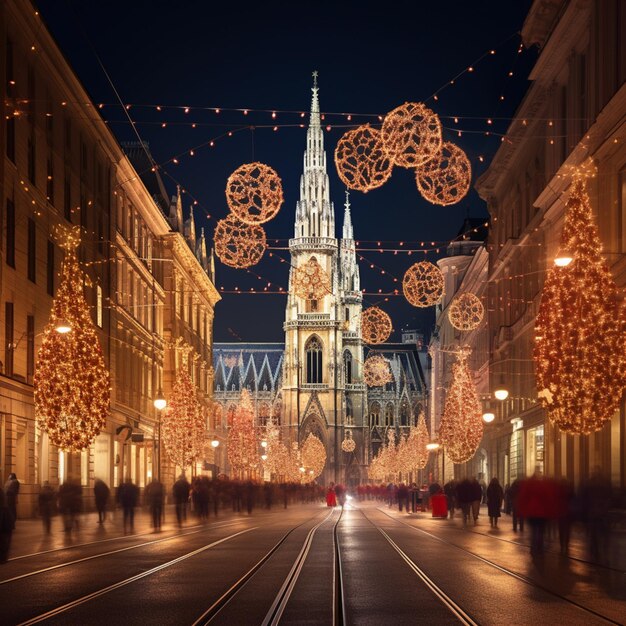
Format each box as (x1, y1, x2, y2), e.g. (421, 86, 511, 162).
(214, 343, 284, 392)
(366, 343, 427, 395)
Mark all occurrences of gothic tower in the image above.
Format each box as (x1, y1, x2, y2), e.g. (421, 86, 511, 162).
(282, 74, 367, 484)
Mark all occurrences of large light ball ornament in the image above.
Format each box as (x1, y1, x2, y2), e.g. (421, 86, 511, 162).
(214, 215, 266, 269)
(402, 261, 444, 308)
(363, 354, 393, 387)
(416, 141, 472, 206)
(292, 257, 331, 300)
(341, 435, 356, 453)
(361, 306, 392, 344)
(334, 124, 393, 193)
(381, 102, 443, 168)
(225, 162, 284, 224)
(448, 293, 484, 331)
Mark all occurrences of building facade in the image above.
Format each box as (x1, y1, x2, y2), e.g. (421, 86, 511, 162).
(476, 0, 626, 488)
(0, 1, 220, 516)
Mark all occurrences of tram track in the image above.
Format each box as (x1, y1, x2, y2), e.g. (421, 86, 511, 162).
(373, 507, 623, 625)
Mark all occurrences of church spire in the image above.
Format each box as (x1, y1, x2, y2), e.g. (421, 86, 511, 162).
(342, 190, 353, 240)
(310, 70, 320, 127)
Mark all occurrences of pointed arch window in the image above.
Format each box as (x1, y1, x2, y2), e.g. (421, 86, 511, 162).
(306, 336, 323, 383)
(385, 403, 394, 426)
(343, 350, 353, 384)
(400, 400, 409, 426)
(370, 401, 381, 427)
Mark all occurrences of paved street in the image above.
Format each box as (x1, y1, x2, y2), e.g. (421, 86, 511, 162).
(1, 501, 624, 625)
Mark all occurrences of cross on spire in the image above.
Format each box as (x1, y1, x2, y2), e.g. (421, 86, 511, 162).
(312, 70, 318, 88)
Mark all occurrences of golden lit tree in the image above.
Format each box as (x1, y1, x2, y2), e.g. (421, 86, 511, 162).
(300, 433, 326, 482)
(534, 178, 626, 434)
(161, 345, 205, 470)
(227, 389, 259, 478)
(34, 228, 110, 452)
(439, 354, 483, 463)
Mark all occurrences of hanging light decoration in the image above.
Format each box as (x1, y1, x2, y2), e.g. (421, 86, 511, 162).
(439, 353, 483, 463)
(415, 141, 472, 206)
(334, 124, 393, 193)
(292, 257, 331, 300)
(534, 177, 626, 435)
(300, 433, 326, 481)
(214, 214, 266, 268)
(381, 102, 442, 168)
(402, 261, 444, 308)
(448, 292, 484, 331)
(226, 389, 260, 478)
(363, 354, 393, 387)
(341, 430, 356, 453)
(160, 343, 206, 470)
(361, 306, 393, 344)
(225, 162, 284, 224)
(34, 227, 110, 452)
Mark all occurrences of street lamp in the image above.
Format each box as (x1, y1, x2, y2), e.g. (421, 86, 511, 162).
(153, 389, 167, 411)
(55, 319, 72, 334)
(211, 438, 220, 448)
(554, 247, 573, 267)
(153, 390, 167, 481)
(494, 374, 509, 401)
(482, 398, 495, 423)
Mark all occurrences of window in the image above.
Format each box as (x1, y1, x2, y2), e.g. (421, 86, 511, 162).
(305, 336, 323, 384)
(345, 307, 349, 322)
(64, 175, 71, 222)
(28, 136, 36, 184)
(47, 240, 55, 295)
(27, 315, 34, 382)
(96, 285, 103, 328)
(385, 403, 394, 426)
(27, 218, 36, 282)
(306, 299, 318, 312)
(343, 350, 352, 384)
(6, 198, 15, 268)
(370, 402, 381, 427)
(5, 302, 14, 377)
(400, 400, 409, 426)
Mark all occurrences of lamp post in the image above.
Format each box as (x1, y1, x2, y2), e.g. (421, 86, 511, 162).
(153, 390, 167, 481)
(211, 437, 220, 477)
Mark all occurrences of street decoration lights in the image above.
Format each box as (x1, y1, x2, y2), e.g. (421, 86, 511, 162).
(360, 306, 393, 344)
(34, 226, 109, 452)
(448, 293, 484, 332)
(225, 162, 284, 224)
(214, 215, 267, 269)
(363, 354, 393, 387)
(300, 433, 326, 482)
(402, 261, 444, 308)
(534, 177, 626, 434)
(292, 257, 331, 301)
(334, 124, 393, 193)
(226, 389, 259, 478)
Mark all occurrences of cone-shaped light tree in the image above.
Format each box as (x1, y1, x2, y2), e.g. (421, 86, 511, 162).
(534, 178, 626, 434)
(300, 433, 326, 482)
(34, 228, 110, 452)
(161, 344, 205, 470)
(227, 389, 259, 478)
(439, 353, 483, 463)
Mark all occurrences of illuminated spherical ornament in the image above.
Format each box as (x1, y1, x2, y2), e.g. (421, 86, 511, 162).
(214, 215, 266, 269)
(34, 230, 110, 452)
(439, 355, 483, 464)
(381, 102, 443, 168)
(448, 293, 484, 331)
(402, 261, 444, 308)
(534, 178, 626, 435)
(361, 306, 392, 344)
(334, 124, 393, 193)
(341, 434, 356, 453)
(225, 162, 283, 224)
(363, 354, 393, 387)
(300, 433, 326, 481)
(292, 257, 331, 300)
(416, 141, 472, 206)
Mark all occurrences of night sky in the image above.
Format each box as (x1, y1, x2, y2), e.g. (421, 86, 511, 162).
(35, 0, 535, 343)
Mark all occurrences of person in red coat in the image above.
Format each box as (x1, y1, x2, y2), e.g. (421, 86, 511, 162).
(326, 482, 337, 507)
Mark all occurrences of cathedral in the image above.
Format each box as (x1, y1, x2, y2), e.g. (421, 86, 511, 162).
(214, 78, 427, 484)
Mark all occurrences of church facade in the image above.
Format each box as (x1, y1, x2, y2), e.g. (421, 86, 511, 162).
(214, 80, 427, 484)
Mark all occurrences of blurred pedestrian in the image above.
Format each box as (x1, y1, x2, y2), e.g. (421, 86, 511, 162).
(397, 483, 409, 512)
(38, 481, 56, 534)
(58, 478, 82, 533)
(94, 479, 110, 524)
(487, 478, 504, 528)
(173, 474, 190, 527)
(4, 473, 19, 529)
(509, 476, 525, 532)
(470, 478, 482, 525)
(326, 482, 337, 507)
(145, 478, 164, 531)
(0, 489, 13, 563)
(456, 478, 473, 525)
(335, 483, 347, 508)
(580, 468, 612, 563)
(518, 469, 555, 555)
(557, 478, 576, 555)
(117, 479, 139, 533)
(444, 480, 458, 519)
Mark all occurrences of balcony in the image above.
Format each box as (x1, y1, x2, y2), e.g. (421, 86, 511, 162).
(289, 237, 338, 253)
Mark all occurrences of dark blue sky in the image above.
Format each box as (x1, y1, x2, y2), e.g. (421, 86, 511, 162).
(36, 0, 535, 342)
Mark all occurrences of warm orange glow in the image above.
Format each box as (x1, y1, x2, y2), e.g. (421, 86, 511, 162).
(402, 260, 444, 308)
(361, 306, 393, 344)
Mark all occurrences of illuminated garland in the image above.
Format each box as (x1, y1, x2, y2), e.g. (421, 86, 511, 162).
(534, 178, 626, 434)
(439, 354, 483, 463)
(402, 261, 444, 308)
(448, 293, 484, 331)
(34, 229, 110, 452)
(416, 141, 471, 206)
(300, 433, 326, 481)
(364, 354, 393, 387)
(226, 389, 260, 478)
(361, 306, 393, 344)
(225, 162, 284, 224)
(161, 348, 205, 470)
(292, 257, 331, 300)
(381, 102, 442, 168)
(214, 214, 267, 268)
(334, 124, 393, 193)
